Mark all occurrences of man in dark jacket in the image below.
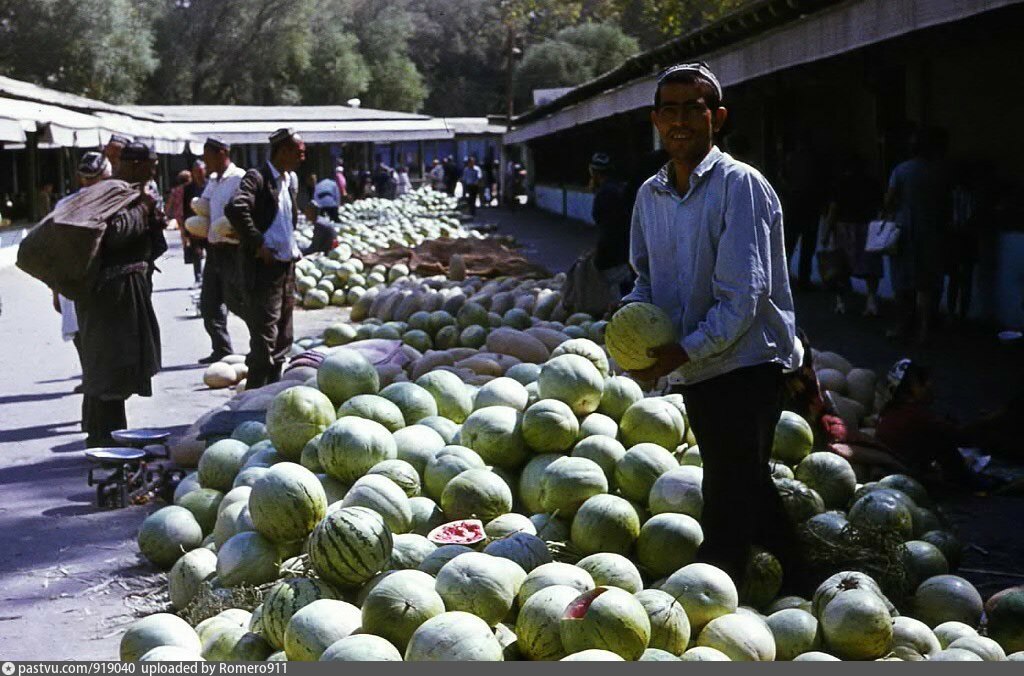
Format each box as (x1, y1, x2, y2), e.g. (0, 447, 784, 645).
(76, 142, 165, 446)
(225, 128, 305, 389)
(589, 152, 633, 299)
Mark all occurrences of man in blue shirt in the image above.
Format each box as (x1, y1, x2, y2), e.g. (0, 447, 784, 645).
(625, 62, 803, 588)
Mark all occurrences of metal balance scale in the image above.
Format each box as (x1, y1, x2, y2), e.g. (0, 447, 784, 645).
(85, 428, 185, 508)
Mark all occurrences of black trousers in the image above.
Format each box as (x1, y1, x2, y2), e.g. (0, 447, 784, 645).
(464, 185, 480, 215)
(245, 260, 295, 389)
(200, 245, 237, 357)
(677, 363, 802, 584)
(82, 395, 127, 447)
(784, 196, 822, 286)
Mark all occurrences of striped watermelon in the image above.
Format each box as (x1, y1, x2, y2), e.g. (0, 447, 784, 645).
(248, 463, 327, 542)
(261, 577, 338, 650)
(604, 303, 677, 371)
(308, 506, 393, 587)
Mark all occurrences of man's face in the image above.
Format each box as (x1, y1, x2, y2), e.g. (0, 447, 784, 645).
(202, 148, 226, 175)
(191, 162, 207, 184)
(651, 82, 727, 164)
(104, 142, 124, 170)
(277, 137, 306, 172)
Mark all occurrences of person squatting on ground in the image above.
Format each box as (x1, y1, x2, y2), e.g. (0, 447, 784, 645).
(226, 128, 305, 389)
(623, 62, 805, 588)
(77, 142, 166, 447)
(302, 199, 338, 256)
(198, 138, 246, 364)
(588, 152, 634, 303)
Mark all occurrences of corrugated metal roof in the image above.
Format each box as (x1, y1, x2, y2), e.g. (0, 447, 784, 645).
(131, 104, 434, 123)
(0, 75, 166, 121)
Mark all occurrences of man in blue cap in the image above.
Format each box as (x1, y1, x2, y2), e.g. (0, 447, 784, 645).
(623, 62, 803, 589)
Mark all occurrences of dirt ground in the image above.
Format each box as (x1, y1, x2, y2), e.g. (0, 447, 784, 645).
(0, 205, 1020, 659)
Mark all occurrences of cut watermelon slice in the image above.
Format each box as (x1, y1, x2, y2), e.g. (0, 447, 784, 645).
(563, 587, 608, 619)
(427, 519, 486, 546)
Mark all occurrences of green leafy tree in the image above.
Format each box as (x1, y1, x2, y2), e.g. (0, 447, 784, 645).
(0, 0, 156, 103)
(300, 2, 371, 105)
(344, 0, 428, 111)
(556, 22, 639, 76)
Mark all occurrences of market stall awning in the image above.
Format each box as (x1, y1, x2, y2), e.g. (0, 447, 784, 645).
(0, 97, 108, 147)
(160, 118, 455, 145)
(0, 117, 26, 143)
(506, 0, 1024, 144)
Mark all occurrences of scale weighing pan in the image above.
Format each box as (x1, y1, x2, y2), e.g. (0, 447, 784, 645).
(85, 448, 147, 464)
(112, 428, 172, 445)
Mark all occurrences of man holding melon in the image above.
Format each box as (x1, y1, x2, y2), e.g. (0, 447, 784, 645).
(613, 62, 803, 588)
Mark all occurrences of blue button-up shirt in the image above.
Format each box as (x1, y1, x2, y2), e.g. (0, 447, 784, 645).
(625, 146, 796, 385)
(263, 161, 301, 262)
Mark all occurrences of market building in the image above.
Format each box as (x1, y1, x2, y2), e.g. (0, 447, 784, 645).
(505, 0, 1024, 328)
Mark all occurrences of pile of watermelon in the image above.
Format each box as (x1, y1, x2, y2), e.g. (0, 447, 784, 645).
(123, 305, 1024, 662)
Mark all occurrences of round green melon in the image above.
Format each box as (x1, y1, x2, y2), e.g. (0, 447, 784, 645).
(522, 399, 580, 452)
(418, 544, 474, 576)
(506, 363, 542, 385)
(578, 413, 618, 439)
(173, 472, 201, 503)
(458, 406, 527, 469)
(441, 468, 513, 522)
(933, 621, 978, 649)
(641, 648, 680, 660)
(380, 381, 438, 424)
(518, 454, 561, 515)
(317, 417, 397, 484)
(424, 445, 485, 499)
(531, 513, 571, 541)
(878, 473, 931, 507)
(614, 443, 678, 502)
(261, 577, 338, 650)
(367, 458, 421, 497)
(766, 608, 819, 660)
(460, 325, 487, 348)
(284, 598, 362, 661)
(413, 368, 473, 421)
(775, 478, 826, 523)
(393, 424, 447, 474)
(409, 496, 446, 536)
(337, 394, 406, 432)
(249, 462, 327, 542)
(540, 456, 608, 516)
(201, 626, 273, 661)
(405, 611, 504, 661)
(232, 421, 269, 446)
(474, 377, 530, 412)
(322, 323, 357, 347)
(619, 398, 686, 450)
(947, 635, 1006, 661)
(121, 613, 201, 661)
(551, 338, 610, 377)
(137, 646, 203, 661)
(175, 488, 223, 535)
(307, 506, 393, 587)
(820, 588, 894, 660)
(604, 302, 676, 371)
(901, 540, 949, 586)
(341, 474, 413, 534)
(299, 434, 324, 473)
(811, 570, 894, 618)
(265, 386, 337, 461)
(929, 648, 984, 661)
(912, 575, 983, 628)
(537, 354, 605, 416)
(795, 452, 857, 509)
(636, 589, 691, 656)
(320, 634, 403, 661)
(921, 530, 962, 569)
(891, 615, 941, 658)
(696, 613, 776, 661)
(518, 563, 595, 606)
(485, 512, 537, 538)
(848, 489, 914, 540)
(772, 411, 814, 465)
(571, 436, 626, 485)
(560, 587, 652, 660)
(561, 649, 625, 660)
(575, 553, 643, 594)
(317, 348, 380, 405)
(215, 531, 281, 587)
(168, 548, 217, 610)
(793, 651, 840, 661)
(417, 415, 460, 444)
(516, 584, 580, 660)
(138, 506, 204, 569)
(361, 569, 445, 650)
(211, 501, 254, 549)
(387, 533, 437, 570)
(241, 439, 281, 468)
(571, 494, 641, 556)
(435, 552, 526, 626)
(985, 585, 1024, 653)
(483, 532, 553, 573)
(738, 547, 783, 611)
(649, 466, 703, 518)
(661, 563, 739, 632)
(198, 439, 250, 491)
(636, 512, 703, 577)
(598, 376, 645, 421)
(681, 646, 731, 661)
